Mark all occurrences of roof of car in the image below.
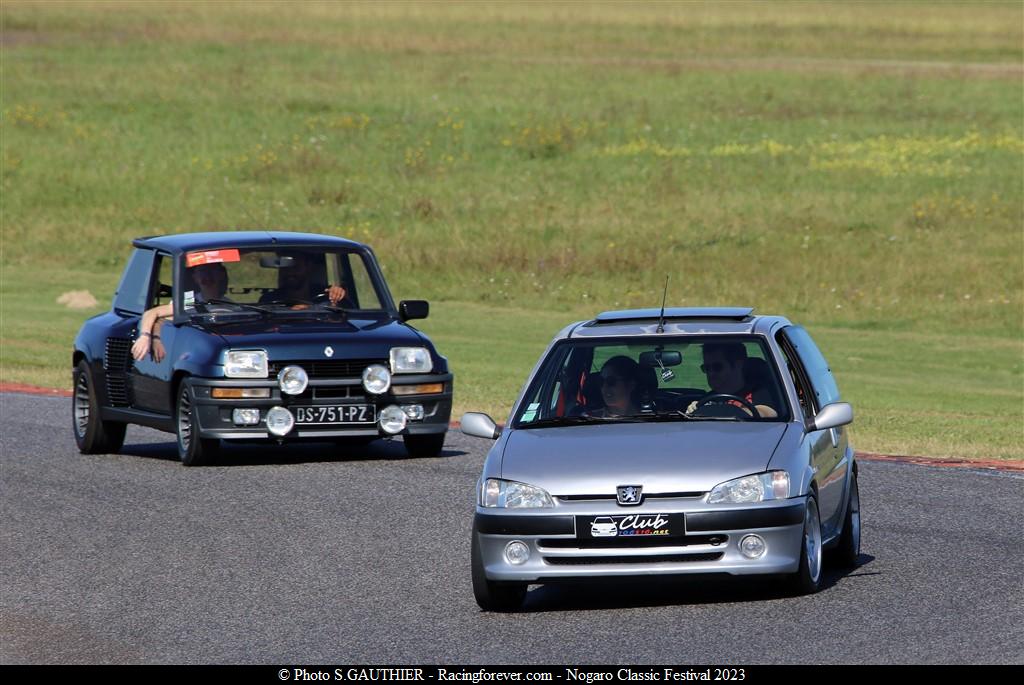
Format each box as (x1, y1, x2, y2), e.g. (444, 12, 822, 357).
(132, 231, 365, 254)
(564, 307, 792, 338)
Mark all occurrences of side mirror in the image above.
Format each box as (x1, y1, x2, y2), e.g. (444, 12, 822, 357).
(157, 283, 173, 298)
(461, 412, 500, 440)
(399, 300, 429, 321)
(809, 402, 853, 432)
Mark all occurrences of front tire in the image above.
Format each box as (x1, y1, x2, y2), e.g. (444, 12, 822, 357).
(72, 360, 126, 454)
(175, 381, 219, 466)
(471, 532, 527, 612)
(788, 495, 823, 595)
(831, 471, 861, 568)
(404, 432, 445, 458)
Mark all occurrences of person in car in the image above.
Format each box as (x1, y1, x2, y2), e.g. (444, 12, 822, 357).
(588, 355, 642, 417)
(259, 251, 346, 308)
(131, 262, 230, 362)
(687, 342, 778, 418)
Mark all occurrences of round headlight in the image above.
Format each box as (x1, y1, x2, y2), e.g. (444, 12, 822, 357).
(278, 365, 308, 395)
(362, 364, 391, 395)
(378, 404, 407, 435)
(266, 406, 295, 437)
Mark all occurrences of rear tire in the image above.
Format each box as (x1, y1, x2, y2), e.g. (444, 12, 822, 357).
(175, 381, 219, 466)
(787, 495, 823, 595)
(404, 432, 445, 458)
(72, 360, 126, 454)
(471, 532, 527, 612)
(831, 471, 861, 568)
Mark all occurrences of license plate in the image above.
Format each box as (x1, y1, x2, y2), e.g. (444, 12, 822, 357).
(294, 405, 375, 425)
(577, 513, 685, 539)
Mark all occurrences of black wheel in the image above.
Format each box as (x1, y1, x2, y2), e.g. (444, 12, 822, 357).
(175, 381, 219, 466)
(403, 432, 445, 458)
(787, 495, 823, 595)
(471, 532, 527, 612)
(72, 360, 126, 454)
(830, 470, 861, 568)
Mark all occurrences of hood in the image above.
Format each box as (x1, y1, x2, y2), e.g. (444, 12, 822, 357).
(500, 421, 790, 495)
(199, 315, 425, 360)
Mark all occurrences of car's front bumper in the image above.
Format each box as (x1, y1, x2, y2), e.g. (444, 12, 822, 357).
(474, 498, 806, 582)
(188, 374, 452, 440)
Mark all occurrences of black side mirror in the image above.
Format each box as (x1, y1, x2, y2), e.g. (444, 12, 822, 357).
(157, 283, 173, 298)
(399, 300, 429, 321)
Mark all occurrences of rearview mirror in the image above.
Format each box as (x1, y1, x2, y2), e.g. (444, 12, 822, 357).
(638, 350, 682, 367)
(258, 255, 295, 269)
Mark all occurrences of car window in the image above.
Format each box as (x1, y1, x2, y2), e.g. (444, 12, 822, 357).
(113, 248, 156, 315)
(151, 253, 173, 308)
(781, 326, 841, 409)
(177, 248, 387, 313)
(776, 333, 817, 419)
(514, 336, 789, 426)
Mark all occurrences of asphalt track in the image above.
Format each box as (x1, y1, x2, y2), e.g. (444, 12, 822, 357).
(2, 392, 1022, 664)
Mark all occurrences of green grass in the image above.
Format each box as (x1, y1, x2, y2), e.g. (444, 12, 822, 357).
(2, 2, 1022, 459)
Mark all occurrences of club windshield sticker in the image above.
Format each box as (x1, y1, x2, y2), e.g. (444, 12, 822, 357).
(183, 290, 196, 309)
(186, 249, 240, 267)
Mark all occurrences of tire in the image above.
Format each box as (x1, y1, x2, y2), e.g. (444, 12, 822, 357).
(471, 531, 527, 612)
(175, 381, 219, 466)
(788, 495, 824, 595)
(831, 470, 861, 568)
(72, 360, 126, 454)
(403, 432, 445, 458)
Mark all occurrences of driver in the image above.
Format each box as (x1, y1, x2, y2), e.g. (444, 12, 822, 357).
(686, 342, 778, 419)
(259, 251, 346, 309)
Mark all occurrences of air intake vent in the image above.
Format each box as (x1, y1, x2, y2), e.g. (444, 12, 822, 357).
(104, 337, 133, 407)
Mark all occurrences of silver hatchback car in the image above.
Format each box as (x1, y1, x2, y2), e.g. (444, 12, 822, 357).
(462, 308, 861, 611)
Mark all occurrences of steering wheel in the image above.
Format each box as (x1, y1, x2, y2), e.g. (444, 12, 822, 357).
(693, 393, 761, 420)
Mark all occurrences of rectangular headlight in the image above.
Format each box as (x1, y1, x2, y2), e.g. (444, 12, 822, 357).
(224, 350, 268, 378)
(390, 347, 432, 374)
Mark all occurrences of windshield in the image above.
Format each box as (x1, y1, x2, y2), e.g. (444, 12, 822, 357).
(513, 336, 790, 428)
(177, 247, 386, 316)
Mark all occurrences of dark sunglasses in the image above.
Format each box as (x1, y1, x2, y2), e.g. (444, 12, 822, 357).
(700, 362, 728, 374)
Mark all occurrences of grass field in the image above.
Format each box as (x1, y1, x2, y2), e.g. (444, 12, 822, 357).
(2, 2, 1022, 459)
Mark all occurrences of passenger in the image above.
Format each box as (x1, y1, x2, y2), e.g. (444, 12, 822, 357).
(588, 355, 642, 417)
(687, 342, 778, 418)
(131, 262, 230, 362)
(259, 251, 346, 308)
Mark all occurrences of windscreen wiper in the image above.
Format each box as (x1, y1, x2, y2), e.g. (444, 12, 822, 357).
(201, 299, 273, 317)
(518, 415, 643, 429)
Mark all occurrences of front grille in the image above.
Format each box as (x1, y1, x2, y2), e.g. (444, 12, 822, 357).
(557, 492, 704, 502)
(543, 552, 724, 566)
(269, 359, 386, 380)
(539, 535, 727, 549)
(104, 337, 133, 407)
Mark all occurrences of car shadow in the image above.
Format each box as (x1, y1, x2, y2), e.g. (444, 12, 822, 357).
(118, 439, 467, 466)
(516, 554, 878, 612)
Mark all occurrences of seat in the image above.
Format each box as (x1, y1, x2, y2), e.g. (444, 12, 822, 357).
(743, 357, 782, 411)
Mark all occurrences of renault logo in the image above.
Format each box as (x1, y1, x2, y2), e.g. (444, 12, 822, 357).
(616, 485, 642, 506)
(324, 346, 334, 358)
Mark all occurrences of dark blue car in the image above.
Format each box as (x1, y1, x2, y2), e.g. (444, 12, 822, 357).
(72, 231, 452, 465)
